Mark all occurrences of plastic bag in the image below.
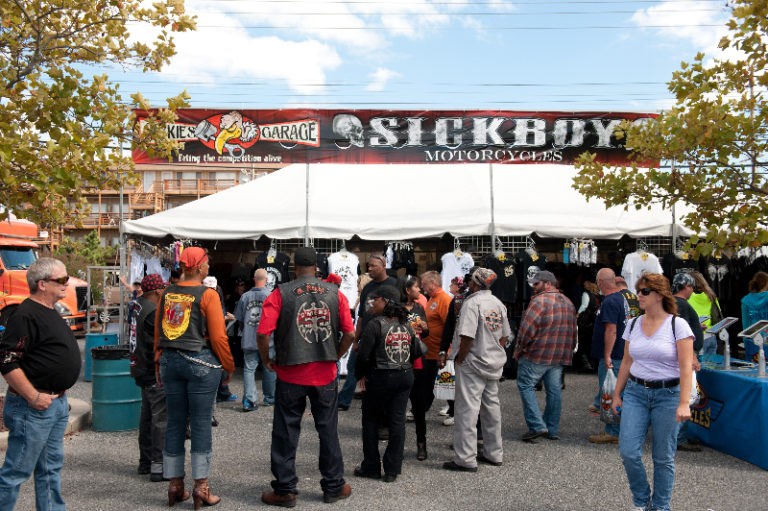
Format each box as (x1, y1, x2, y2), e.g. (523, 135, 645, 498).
(433, 360, 455, 400)
(689, 370, 700, 406)
(600, 369, 621, 425)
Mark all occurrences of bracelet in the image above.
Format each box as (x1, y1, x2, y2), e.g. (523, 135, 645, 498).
(438, 351, 446, 356)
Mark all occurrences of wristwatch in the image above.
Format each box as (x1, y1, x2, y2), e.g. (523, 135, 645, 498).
(438, 351, 447, 356)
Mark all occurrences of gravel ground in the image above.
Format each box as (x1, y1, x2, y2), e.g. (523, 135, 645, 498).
(1, 338, 765, 510)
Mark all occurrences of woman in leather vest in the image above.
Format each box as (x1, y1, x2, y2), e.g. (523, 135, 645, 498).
(155, 247, 234, 509)
(353, 285, 425, 483)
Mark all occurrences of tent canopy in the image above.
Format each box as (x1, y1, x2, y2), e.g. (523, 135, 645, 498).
(123, 163, 691, 241)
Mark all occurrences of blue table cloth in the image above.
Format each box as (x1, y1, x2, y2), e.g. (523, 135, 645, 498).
(688, 357, 768, 470)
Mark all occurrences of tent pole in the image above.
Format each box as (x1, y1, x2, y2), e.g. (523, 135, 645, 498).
(304, 163, 310, 246)
(489, 163, 496, 237)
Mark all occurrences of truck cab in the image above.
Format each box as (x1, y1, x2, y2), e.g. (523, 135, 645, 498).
(0, 217, 89, 332)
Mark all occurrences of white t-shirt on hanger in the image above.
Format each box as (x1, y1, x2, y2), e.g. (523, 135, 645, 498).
(327, 251, 360, 308)
(621, 251, 663, 293)
(441, 251, 475, 294)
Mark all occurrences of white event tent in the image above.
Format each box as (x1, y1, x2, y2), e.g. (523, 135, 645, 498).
(122, 163, 692, 241)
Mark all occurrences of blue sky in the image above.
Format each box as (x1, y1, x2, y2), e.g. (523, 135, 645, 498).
(112, 0, 732, 113)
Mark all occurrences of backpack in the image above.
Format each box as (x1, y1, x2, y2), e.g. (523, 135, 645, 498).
(627, 315, 677, 338)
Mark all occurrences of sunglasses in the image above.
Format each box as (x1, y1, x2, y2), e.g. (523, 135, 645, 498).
(638, 287, 654, 296)
(42, 275, 70, 285)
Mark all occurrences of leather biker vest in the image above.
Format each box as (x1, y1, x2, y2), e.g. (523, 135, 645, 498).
(275, 276, 340, 366)
(157, 284, 208, 352)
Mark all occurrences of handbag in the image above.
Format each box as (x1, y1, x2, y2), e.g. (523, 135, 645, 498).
(433, 360, 455, 400)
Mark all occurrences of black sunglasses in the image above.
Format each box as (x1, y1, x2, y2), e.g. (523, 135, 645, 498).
(42, 275, 70, 285)
(638, 287, 653, 296)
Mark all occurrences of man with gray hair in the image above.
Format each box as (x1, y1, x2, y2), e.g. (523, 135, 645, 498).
(514, 270, 577, 443)
(442, 268, 510, 472)
(0, 257, 81, 510)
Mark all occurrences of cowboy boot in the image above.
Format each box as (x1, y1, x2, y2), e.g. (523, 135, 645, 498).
(167, 477, 190, 507)
(192, 478, 221, 510)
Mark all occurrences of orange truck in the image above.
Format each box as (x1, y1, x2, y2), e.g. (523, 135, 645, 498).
(0, 217, 89, 332)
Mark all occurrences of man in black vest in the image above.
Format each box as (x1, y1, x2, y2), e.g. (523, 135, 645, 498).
(258, 247, 355, 507)
(129, 273, 168, 482)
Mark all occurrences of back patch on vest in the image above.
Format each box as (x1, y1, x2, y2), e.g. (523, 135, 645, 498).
(297, 300, 332, 344)
(385, 324, 411, 365)
(162, 293, 196, 340)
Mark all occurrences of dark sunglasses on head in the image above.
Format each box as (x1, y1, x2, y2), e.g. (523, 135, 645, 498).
(42, 275, 70, 285)
(638, 287, 653, 296)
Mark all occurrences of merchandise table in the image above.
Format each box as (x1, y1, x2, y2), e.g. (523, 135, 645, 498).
(688, 357, 768, 470)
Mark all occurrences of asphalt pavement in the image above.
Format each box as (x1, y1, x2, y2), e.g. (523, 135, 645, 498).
(1, 339, 766, 510)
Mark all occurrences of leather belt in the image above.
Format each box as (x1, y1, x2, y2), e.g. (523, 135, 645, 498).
(7, 386, 66, 399)
(629, 375, 680, 389)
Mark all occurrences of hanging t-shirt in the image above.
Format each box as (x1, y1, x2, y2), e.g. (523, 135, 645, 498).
(515, 250, 548, 302)
(440, 251, 475, 293)
(327, 250, 360, 308)
(483, 253, 517, 304)
(316, 252, 329, 279)
(661, 253, 698, 280)
(621, 251, 663, 293)
(256, 251, 290, 293)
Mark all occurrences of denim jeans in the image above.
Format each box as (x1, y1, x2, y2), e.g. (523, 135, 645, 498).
(160, 348, 222, 480)
(594, 357, 622, 436)
(516, 357, 563, 437)
(618, 379, 681, 511)
(361, 369, 414, 476)
(242, 348, 276, 406)
(138, 384, 167, 476)
(0, 392, 69, 511)
(270, 378, 345, 496)
(337, 350, 357, 407)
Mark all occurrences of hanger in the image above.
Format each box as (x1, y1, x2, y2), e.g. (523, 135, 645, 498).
(636, 239, 649, 254)
(493, 236, 505, 261)
(340, 239, 348, 254)
(453, 237, 463, 257)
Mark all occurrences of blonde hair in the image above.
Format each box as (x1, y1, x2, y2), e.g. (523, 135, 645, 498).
(690, 271, 717, 303)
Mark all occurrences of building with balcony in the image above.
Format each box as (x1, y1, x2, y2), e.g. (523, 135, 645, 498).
(66, 163, 284, 246)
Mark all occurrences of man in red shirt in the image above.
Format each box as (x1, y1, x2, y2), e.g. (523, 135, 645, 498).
(257, 247, 355, 507)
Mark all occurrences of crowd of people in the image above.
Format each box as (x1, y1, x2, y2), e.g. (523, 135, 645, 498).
(2, 249, 768, 511)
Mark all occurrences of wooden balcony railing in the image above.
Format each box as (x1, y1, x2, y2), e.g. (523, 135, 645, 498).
(161, 179, 239, 195)
(67, 212, 141, 229)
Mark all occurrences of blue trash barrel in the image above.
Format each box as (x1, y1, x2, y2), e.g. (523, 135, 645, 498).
(91, 345, 141, 432)
(83, 333, 118, 381)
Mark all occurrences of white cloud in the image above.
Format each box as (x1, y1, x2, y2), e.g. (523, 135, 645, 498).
(366, 68, 401, 92)
(631, 1, 729, 51)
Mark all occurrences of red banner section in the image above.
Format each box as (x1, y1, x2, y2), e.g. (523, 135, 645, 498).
(133, 109, 655, 166)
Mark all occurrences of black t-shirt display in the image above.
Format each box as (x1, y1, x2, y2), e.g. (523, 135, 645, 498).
(483, 253, 517, 303)
(256, 251, 290, 292)
(0, 299, 81, 391)
(515, 250, 548, 302)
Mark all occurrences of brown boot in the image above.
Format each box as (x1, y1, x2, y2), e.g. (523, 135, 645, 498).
(167, 477, 190, 507)
(192, 478, 221, 510)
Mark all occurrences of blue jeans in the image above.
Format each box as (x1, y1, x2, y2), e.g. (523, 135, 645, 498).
(160, 348, 222, 480)
(337, 350, 357, 407)
(594, 357, 622, 436)
(0, 392, 69, 511)
(516, 358, 563, 437)
(242, 348, 276, 406)
(270, 379, 345, 496)
(619, 379, 681, 511)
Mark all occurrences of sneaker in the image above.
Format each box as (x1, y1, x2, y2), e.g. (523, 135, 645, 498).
(323, 483, 352, 503)
(588, 433, 619, 444)
(406, 410, 414, 422)
(226, 393, 238, 402)
(382, 474, 397, 483)
(677, 442, 702, 452)
(263, 400, 275, 407)
(261, 490, 297, 508)
(242, 404, 257, 412)
(438, 405, 450, 417)
(442, 416, 455, 426)
(521, 430, 548, 442)
(587, 404, 600, 416)
(337, 403, 350, 411)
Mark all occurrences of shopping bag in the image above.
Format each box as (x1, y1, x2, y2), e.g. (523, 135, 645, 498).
(433, 360, 455, 400)
(599, 369, 621, 425)
(689, 370, 700, 406)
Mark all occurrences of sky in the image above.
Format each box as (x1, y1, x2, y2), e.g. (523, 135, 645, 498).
(107, 0, 733, 113)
